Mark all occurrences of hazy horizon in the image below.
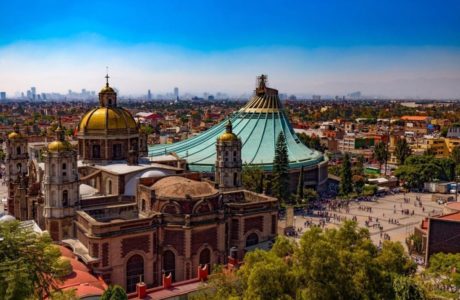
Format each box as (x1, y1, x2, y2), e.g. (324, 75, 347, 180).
(1, 1, 460, 99)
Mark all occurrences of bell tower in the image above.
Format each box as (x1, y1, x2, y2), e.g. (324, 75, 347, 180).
(4, 124, 29, 214)
(215, 120, 242, 190)
(99, 72, 117, 108)
(43, 121, 79, 241)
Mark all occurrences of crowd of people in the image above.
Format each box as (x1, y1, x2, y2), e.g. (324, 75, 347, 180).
(284, 192, 441, 249)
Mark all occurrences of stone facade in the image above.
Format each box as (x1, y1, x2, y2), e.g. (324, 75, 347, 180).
(74, 178, 277, 292)
(43, 126, 79, 241)
(4, 125, 29, 213)
(5, 75, 279, 294)
(215, 120, 242, 190)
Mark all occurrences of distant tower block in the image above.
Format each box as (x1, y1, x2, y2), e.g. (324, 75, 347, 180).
(215, 120, 242, 190)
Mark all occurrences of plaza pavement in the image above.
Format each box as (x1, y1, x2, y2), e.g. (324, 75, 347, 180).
(285, 192, 446, 251)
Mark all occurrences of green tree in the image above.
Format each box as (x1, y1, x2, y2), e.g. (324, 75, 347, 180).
(298, 133, 324, 152)
(101, 285, 128, 300)
(352, 175, 365, 195)
(340, 153, 353, 195)
(394, 138, 412, 165)
(0, 149, 5, 162)
(303, 188, 318, 205)
(273, 132, 290, 204)
(394, 155, 453, 190)
(242, 164, 264, 193)
(0, 220, 70, 300)
(392, 276, 426, 300)
(196, 221, 421, 300)
(374, 141, 389, 171)
(140, 124, 154, 135)
(452, 145, 460, 165)
(352, 155, 365, 176)
(426, 253, 460, 288)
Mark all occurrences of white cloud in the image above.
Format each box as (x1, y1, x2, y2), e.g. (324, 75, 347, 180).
(1, 37, 460, 98)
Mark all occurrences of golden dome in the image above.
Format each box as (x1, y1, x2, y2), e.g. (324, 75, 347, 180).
(219, 132, 238, 142)
(218, 119, 238, 142)
(48, 140, 72, 152)
(78, 107, 138, 133)
(8, 131, 21, 140)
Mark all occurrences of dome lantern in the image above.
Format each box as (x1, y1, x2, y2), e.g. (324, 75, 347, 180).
(218, 119, 238, 142)
(99, 70, 117, 108)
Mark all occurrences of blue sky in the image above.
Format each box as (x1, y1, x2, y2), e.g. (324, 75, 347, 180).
(1, 0, 460, 98)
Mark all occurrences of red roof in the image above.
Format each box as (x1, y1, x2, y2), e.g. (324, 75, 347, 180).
(46, 246, 106, 299)
(421, 218, 429, 230)
(446, 202, 460, 212)
(63, 285, 104, 298)
(400, 116, 429, 121)
(57, 269, 105, 290)
(59, 246, 75, 259)
(128, 279, 203, 300)
(437, 211, 460, 221)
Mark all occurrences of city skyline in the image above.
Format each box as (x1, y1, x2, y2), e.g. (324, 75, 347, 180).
(1, 0, 460, 98)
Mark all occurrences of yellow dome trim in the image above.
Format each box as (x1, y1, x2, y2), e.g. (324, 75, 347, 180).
(219, 132, 238, 142)
(48, 140, 72, 152)
(8, 132, 21, 140)
(78, 107, 138, 132)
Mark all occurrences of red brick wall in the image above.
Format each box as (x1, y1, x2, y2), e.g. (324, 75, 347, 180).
(102, 243, 109, 267)
(428, 219, 460, 261)
(121, 235, 151, 257)
(231, 219, 239, 240)
(244, 216, 264, 234)
(191, 227, 217, 254)
(164, 230, 185, 255)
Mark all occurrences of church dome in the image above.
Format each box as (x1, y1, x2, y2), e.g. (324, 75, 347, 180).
(99, 85, 116, 94)
(7, 131, 22, 140)
(48, 140, 72, 152)
(218, 120, 238, 142)
(78, 107, 138, 133)
(219, 132, 238, 142)
(152, 176, 218, 199)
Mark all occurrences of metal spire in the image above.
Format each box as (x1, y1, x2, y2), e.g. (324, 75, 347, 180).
(105, 66, 110, 87)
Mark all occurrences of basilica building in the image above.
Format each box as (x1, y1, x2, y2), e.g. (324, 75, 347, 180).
(4, 76, 278, 293)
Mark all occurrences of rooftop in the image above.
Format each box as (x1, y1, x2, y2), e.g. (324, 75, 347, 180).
(152, 176, 218, 199)
(148, 77, 324, 172)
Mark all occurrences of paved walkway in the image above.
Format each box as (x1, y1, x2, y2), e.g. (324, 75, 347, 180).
(283, 192, 446, 250)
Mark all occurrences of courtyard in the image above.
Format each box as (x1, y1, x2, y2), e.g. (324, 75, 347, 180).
(283, 192, 446, 251)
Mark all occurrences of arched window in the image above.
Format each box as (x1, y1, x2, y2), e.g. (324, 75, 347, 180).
(62, 163, 67, 176)
(163, 250, 175, 281)
(62, 190, 68, 206)
(108, 98, 112, 106)
(106, 179, 112, 195)
(16, 146, 21, 155)
(246, 233, 259, 247)
(126, 255, 144, 293)
(141, 199, 146, 211)
(113, 144, 122, 159)
(199, 248, 211, 273)
(51, 191, 56, 206)
(92, 144, 101, 159)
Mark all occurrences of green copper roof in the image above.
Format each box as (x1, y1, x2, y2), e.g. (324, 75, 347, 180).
(148, 76, 325, 172)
